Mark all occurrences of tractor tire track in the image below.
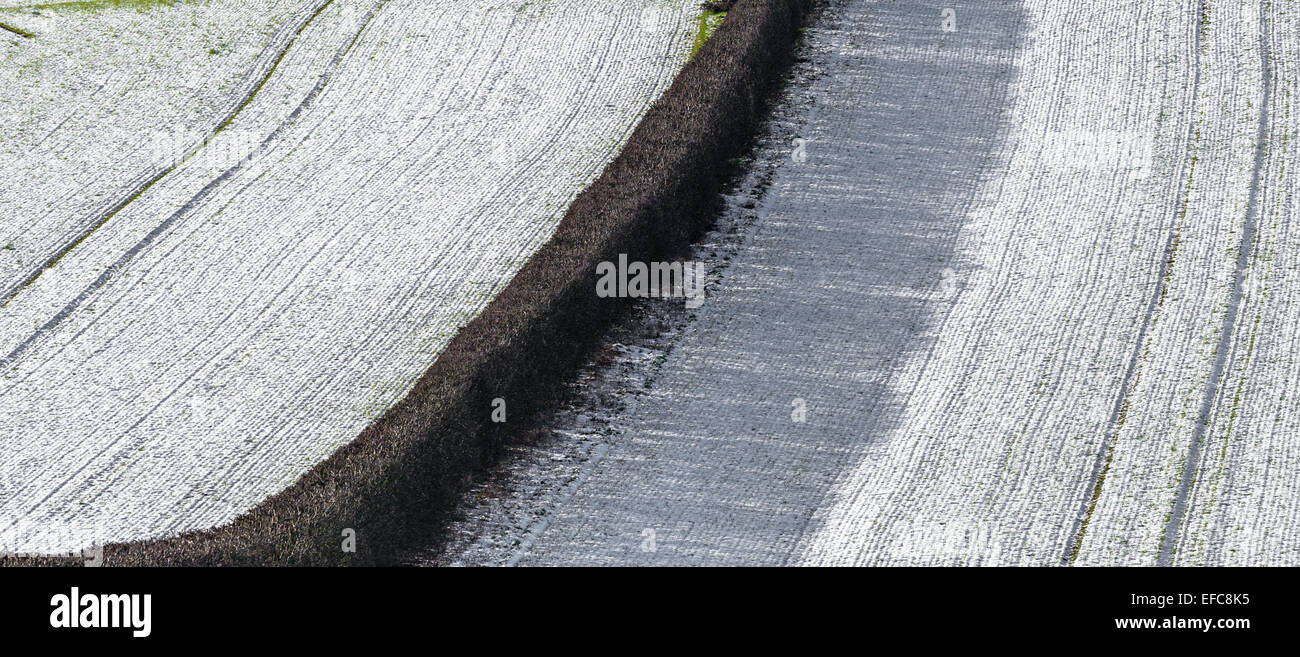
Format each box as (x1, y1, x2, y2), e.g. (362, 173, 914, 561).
(1061, 0, 1208, 566)
(1157, 0, 1274, 566)
(0, 0, 338, 310)
(0, 0, 382, 375)
(0, 0, 390, 530)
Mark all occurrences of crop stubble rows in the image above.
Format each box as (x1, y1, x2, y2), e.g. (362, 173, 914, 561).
(807, 0, 1295, 566)
(7, 0, 1296, 566)
(0, 0, 698, 554)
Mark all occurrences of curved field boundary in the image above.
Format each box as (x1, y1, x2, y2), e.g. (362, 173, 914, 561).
(2, 0, 700, 562)
(1, 0, 813, 566)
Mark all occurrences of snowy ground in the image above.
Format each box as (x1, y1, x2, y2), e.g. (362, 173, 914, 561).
(427, 0, 1024, 566)
(0, 0, 699, 554)
(431, 0, 1300, 567)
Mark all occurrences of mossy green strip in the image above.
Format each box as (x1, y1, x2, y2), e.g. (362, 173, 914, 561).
(0, 21, 35, 38)
(5, 0, 180, 13)
(690, 10, 725, 59)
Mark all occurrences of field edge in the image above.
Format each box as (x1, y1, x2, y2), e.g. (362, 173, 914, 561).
(1, 0, 815, 566)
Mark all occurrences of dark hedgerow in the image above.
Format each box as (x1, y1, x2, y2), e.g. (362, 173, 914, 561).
(1, 0, 814, 567)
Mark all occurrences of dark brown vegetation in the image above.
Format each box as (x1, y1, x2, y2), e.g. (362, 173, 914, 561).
(2, 0, 813, 566)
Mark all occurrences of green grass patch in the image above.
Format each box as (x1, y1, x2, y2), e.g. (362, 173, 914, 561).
(5, 0, 181, 13)
(690, 9, 725, 59)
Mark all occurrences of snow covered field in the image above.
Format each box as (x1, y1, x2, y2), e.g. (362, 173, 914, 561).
(0, 0, 699, 554)
(808, 0, 1298, 567)
(434, 0, 1300, 567)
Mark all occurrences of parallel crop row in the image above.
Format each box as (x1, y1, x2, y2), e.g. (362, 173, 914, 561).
(0, 0, 697, 554)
